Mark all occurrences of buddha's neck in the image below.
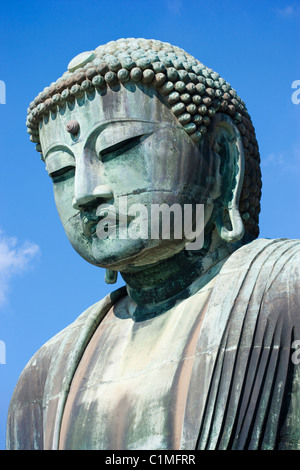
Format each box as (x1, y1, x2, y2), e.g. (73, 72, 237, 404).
(120, 233, 239, 321)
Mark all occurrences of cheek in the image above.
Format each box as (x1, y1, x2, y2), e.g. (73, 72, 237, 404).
(101, 144, 149, 197)
(103, 129, 202, 197)
(145, 129, 210, 201)
(52, 178, 77, 226)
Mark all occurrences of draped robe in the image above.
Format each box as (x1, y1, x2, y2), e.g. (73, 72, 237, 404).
(6, 238, 300, 450)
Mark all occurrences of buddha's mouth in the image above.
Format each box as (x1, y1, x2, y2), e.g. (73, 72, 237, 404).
(81, 206, 134, 238)
(81, 213, 99, 237)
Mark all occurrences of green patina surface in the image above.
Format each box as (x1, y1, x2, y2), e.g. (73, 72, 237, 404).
(6, 38, 300, 450)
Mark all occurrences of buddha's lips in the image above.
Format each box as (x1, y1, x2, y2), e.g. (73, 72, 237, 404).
(81, 207, 134, 237)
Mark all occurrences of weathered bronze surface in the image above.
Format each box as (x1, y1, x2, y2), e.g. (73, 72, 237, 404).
(6, 38, 300, 450)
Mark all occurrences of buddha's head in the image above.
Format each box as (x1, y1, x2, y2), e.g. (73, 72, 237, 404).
(26, 38, 261, 276)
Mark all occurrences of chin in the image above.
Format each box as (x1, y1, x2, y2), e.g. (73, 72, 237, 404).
(94, 237, 188, 271)
(67, 225, 187, 271)
(66, 230, 150, 269)
(92, 236, 152, 269)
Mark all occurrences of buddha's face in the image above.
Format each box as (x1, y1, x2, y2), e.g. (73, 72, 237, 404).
(39, 83, 217, 271)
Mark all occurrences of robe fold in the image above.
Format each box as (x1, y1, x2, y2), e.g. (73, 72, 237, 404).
(6, 238, 300, 450)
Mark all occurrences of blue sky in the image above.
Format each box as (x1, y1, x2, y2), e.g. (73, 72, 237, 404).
(0, 0, 299, 450)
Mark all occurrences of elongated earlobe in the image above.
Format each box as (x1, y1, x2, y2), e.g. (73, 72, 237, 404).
(210, 114, 245, 243)
(216, 204, 245, 243)
(105, 269, 118, 284)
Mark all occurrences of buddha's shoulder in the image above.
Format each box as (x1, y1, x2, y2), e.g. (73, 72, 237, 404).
(225, 237, 300, 277)
(220, 237, 300, 315)
(202, 238, 300, 326)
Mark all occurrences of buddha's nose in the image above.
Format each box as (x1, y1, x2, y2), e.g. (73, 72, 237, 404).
(72, 184, 114, 210)
(72, 150, 114, 210)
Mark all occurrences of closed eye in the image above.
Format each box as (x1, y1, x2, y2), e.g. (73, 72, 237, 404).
(50, 166, 75, 182)
(45, 149, 75, 182)
(100, 134, 146, 161)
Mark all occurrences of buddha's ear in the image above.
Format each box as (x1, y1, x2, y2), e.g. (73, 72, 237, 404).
(105, 269, 118, 284)
(208, 113, 245, 243)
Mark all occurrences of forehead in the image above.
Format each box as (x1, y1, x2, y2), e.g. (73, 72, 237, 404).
(39, 84, 178, 153)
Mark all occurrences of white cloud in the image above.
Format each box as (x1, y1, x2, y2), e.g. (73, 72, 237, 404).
(165, 0, 182, 15)
(262, 152, 285, 167)
(0, 230, 40, 306)
(277, 4, 299, 17)
(262, 146, 300, 173)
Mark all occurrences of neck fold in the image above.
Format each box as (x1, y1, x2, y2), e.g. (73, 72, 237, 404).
(120, 236, 238, 321)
